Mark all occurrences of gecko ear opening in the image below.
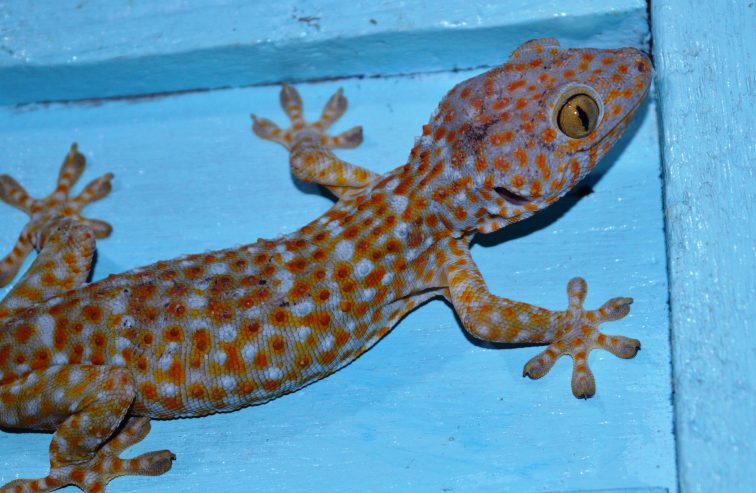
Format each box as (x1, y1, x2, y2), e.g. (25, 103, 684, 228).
(511, 38, 560, 59)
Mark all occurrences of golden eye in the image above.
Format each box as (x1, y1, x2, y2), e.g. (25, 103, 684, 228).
(557, 93, 600, 138)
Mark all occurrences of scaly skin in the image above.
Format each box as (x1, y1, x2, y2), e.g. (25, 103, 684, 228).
(0, 38, 651, 492)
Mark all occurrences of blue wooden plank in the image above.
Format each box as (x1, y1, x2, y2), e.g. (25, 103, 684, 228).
(0, 72, 674, 491)
(651, 1, 756, 492)
(0, 0, 649, 105)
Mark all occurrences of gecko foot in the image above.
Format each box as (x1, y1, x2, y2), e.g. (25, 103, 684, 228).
(522, 277, 640, 398)
(0, 418, 174, 493)
(252, 84, 363, 150)
(0, 144, 114, 287)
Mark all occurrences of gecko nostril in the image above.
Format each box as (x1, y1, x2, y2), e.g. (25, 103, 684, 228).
(637, 61, 647, 73)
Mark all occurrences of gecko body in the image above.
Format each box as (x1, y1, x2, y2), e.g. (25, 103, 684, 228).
(0, 39, 651, 492)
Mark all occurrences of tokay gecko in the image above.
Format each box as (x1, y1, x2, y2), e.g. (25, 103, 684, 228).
(0, 38, 651, 492)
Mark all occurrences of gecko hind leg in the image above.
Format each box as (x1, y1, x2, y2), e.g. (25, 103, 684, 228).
(0, 366, 173, 493)
(522, 277, 640, 398)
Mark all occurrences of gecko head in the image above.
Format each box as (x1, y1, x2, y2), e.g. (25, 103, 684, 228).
(415, 38, 652, 234)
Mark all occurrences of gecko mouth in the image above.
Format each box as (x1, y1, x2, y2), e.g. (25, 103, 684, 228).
(494, 186, 530, 206)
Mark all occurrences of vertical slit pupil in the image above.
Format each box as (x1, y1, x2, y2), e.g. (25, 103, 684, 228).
(576, 105, 589, 131)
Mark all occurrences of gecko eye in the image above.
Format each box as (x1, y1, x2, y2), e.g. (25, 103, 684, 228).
(557, 93, 600, 138)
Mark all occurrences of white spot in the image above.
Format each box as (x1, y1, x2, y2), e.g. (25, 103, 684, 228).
(53, 388, 66, 403)
(109, 295, 127, 314)
(213, 350, 227, 366)
(186, 295, 206, 309)
(395, 222, 409, 238)
(293, 326, 311, 342)
(277, 270, 294, 293)
(36, 314, 55, 342)
(319, 334, 335, 351)
(115, 337, 132, 350)
(242, 343, 257, 361)
(264, 367, 283, 380)
(355, 259, 373, 278)
(383, 176, 399, 192)
(69, 369, 84, 384)
(362, 288, 375, 300)
(158, 353, 172, 371)
(219, 325, 237, 342)
(25, 398, 40, 415)
(335, 240, 354, 260)
(291, 300, 313, 316)
(326, 221, 344, 235)
(161, 383, 178, 396)
(111, 353, 126, 366)
(208, 262, 228, 275)
(221, 375, 237, 391)
(389, 194, 408, 211)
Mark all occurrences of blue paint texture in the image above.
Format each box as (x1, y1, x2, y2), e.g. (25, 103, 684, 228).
(652, 1, 756, 492)
(0, 1, 679, 492)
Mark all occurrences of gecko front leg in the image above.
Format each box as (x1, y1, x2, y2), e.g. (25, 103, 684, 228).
(443, 236, 639, 398)
(252, 84, 379, 197)
(0, 144, 113, 313)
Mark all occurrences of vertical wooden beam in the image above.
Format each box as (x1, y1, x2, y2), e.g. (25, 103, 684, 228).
(651, 1, 756, 491)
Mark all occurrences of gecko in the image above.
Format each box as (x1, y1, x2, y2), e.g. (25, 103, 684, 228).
(0, 38, 651, 492)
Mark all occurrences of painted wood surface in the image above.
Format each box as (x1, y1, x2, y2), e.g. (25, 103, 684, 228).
(0, 0, 650, 105)
(0, 1, 676, 492)
(651, 1, 756, 492)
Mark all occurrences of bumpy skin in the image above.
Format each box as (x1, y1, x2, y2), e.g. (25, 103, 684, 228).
(0, 39, 651, 492)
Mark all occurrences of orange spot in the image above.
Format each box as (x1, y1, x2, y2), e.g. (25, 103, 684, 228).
(262, 379, 281, 392)
(241, 320, 261, 338)
(142, 382, 158, 400)
(254, 351, 268, 369)
(514, 148, 528, 167)
(490, 130, 513, 146)
(507, 79, 527, 91)
(164, 325, 184, 343)
(188, 383, 206, 399)
(192, 329, 211, 354)
(208, 299, 234, 324)
(511, 175, 525, 188)
(365, 267, 386, 288)
(82, 305, 103, 323)
(14, 324, 35, 343)
(492, 97, 510, 110)
(540, 128, 557, 143)
(530, 179, 543, 197)
(167, 359, 185, 383)
(493, 156, 511, 173)
(515, 98, 528, 110)
(270, 308, 290, 326)
(563, 69, 576, 78)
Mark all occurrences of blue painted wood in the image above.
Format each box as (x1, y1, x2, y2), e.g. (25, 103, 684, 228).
(0, 0, 649, 105)
(0, 2, 675, 492)
(651, 1, 756, 492)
